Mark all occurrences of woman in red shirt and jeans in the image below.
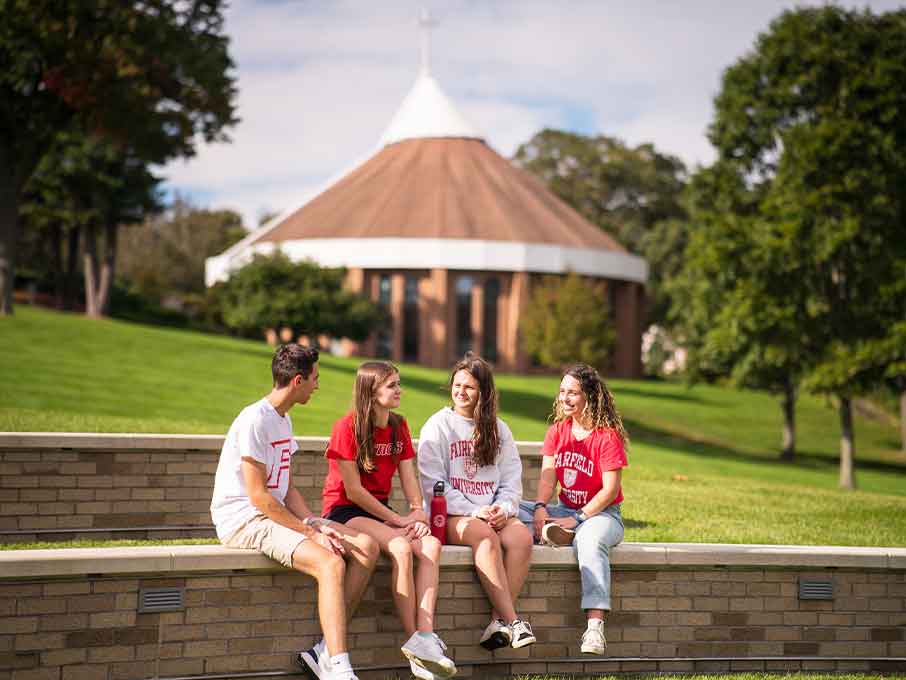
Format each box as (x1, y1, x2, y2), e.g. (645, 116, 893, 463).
(519, 363, 628, 656)
(317, 361, 455, 679)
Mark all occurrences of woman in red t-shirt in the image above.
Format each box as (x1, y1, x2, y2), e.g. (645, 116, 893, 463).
(519, 363, 627, 657)
(319, 361, 455, 680)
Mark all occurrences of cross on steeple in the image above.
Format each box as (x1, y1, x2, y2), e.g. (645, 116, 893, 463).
(418, 7, 438, 76)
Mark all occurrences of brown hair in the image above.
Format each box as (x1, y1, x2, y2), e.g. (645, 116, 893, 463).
(271, 344, 319, 387)
(352, 361, 401, 473)
(553, 363, 628, 447)
(449, 352, 500, 467)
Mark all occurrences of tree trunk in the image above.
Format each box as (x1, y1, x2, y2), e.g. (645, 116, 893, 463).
(83, 222, 100, 317)
(900, 387, 906, 454)
(51, 222, 64, 308)
(0, 151, 19, 316)
(96, 222, 117, 316)
(779, 378, 796, 460)
(838, 396, 856, 490)
(63, 226, 81, 310)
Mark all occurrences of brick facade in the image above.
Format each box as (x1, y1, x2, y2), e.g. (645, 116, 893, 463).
(0, 435, 542, 543)
(1, 434, 904, 678)
(0, 545, 904, 679)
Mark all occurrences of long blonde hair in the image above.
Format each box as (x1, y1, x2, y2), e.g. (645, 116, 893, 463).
(552, 363, 628, 447)
(352, 361, 401, 473)
(449, 352, 500, 467)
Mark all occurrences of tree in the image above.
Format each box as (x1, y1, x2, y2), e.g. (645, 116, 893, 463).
(214, 252, 383, 343)
(21, 130, 163, 316)
(118, 198, 246, 303)
(669, 163, 814, 460)
(696, 6, 906, 488)
(520, 272, 616, 371)
(513, 129, 689, 325)
(0, 0, 237, 315)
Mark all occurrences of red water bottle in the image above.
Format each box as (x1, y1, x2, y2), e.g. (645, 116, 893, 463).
(430, 481, 447, 545)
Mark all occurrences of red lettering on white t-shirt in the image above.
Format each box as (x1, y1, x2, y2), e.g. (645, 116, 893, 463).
(266, 438, 292, 489)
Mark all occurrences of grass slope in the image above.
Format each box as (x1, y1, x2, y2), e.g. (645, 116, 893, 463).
(2, 306, 905, 546)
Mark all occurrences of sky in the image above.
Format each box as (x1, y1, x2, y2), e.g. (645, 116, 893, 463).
(162, 0, 905, 231)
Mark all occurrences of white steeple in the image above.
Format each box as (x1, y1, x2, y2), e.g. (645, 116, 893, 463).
(379, 9, 483, 146)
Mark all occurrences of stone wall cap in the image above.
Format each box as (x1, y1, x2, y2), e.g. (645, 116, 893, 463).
(0, 432, 543, 455)
(2, 542, 903, 580)
(653, 542, 905, 569)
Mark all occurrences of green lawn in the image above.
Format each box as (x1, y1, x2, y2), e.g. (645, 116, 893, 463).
(2, 306, 905, 547)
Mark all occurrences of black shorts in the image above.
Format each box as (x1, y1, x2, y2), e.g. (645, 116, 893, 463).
(324, 500, 392, 525)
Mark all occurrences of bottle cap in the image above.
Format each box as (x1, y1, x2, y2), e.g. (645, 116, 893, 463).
(433, 481, 444, 495)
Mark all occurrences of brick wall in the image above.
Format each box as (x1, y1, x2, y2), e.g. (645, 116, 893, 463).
(0, 435, 542, 543)
(0, 545, 904, 679)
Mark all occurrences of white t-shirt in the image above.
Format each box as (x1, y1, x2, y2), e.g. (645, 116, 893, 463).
(210, 398, 300, 540)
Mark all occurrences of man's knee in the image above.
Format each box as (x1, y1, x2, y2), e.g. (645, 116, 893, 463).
(297, 543, 345, 580)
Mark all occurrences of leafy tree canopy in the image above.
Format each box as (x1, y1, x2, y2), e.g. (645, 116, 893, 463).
(0, 0, 238, 313)
(520, 272, 615, 372)
(512, 129, 688, 325)
(214, 252, 383, 343)
(675, 5, 906, 483)
(118, 198, 246, 301)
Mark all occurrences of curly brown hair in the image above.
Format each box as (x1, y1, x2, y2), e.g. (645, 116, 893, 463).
(552, 363, 628, 447)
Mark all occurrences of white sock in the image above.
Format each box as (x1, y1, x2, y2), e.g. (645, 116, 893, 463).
(587, 618, 604, 630)
(330, 652, 352, 673)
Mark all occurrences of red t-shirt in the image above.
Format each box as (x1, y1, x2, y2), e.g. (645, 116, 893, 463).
(542, 418, 627, 510)
(321, 412, 416, 517)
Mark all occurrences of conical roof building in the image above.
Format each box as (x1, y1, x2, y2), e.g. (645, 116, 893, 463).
(207, 59, 647, 375)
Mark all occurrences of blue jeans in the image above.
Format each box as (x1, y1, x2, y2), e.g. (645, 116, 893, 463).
(518, 500, 624, 611)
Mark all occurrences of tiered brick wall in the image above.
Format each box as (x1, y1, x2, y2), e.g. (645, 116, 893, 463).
(1, 544, 904, 680)
(0, 435, 542, 543)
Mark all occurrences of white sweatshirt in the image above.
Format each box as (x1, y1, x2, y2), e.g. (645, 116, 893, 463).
(417, 407, 523, 518)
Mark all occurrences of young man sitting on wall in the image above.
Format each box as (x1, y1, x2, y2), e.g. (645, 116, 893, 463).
(210, 345, 380, 680)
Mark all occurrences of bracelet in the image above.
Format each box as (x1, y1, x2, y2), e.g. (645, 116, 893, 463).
(533, 501, 547, 511)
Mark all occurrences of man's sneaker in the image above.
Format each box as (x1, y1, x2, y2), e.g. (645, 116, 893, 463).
(509, 619, 537, 649)
(410, 659, 435, 679)
(296, 640, 330, 680)
(479, 618, 512, 651)
(580, 626, 607, 655)
(541, 522, 576, 546)
(401, 631, 457, 678)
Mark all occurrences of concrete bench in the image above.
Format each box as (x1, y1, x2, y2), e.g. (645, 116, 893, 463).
(1, 542, 904, 679)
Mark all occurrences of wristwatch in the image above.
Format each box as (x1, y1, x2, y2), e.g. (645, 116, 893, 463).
(576, 511, 589, 523)
(533, 501, 547, 511)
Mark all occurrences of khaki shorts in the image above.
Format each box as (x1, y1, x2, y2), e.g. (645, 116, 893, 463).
(222, 513, 308, 569)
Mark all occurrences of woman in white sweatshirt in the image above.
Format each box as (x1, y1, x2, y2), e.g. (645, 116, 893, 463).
(418, 353, 536, 652)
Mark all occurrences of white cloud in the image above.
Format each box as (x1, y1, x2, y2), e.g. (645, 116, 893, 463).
(162, 0, 906, 230)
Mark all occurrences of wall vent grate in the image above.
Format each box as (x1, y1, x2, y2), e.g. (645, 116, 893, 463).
(798, 579, 834, 600)
(139, 587, 185, 612)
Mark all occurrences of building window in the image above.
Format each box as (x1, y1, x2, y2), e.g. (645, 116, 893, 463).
(376, 274, 392, 358)
(403, 275, 419, 362)
(483, 278, 499, 362)
(456, 276, 473, 358)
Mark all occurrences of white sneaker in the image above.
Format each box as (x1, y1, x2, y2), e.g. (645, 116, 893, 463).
(296, 639, 331, 679)
(479, 618, 511, 651)
(509, 619, 536, 649)
(580, 626, 607, 655)
(410, 659, 435, 679)
(401, 632, 457, 678)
